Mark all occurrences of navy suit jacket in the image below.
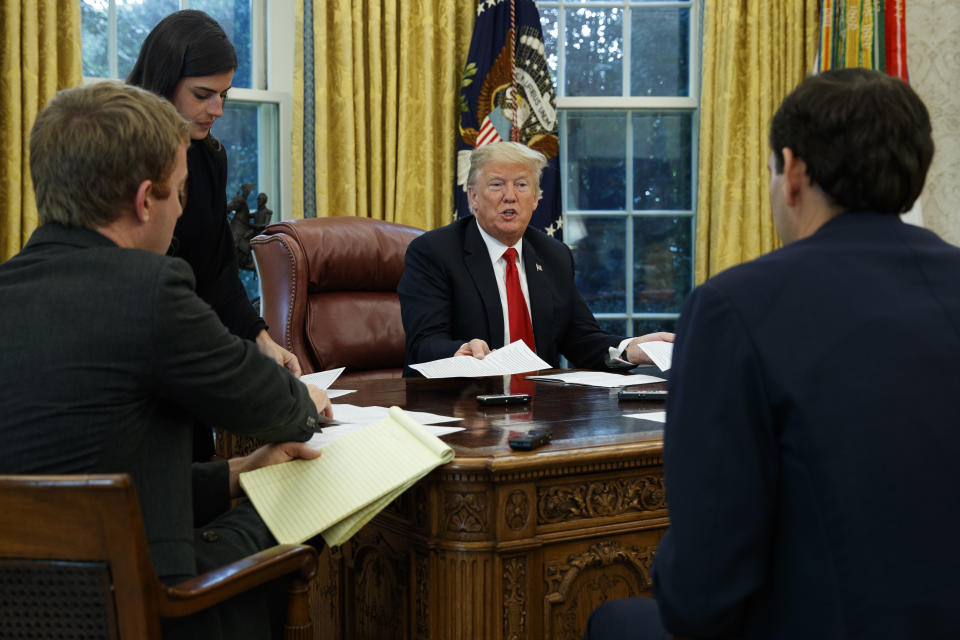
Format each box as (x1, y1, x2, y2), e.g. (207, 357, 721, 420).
(653, 212, 960, 639)
(398, 217, 626, 373)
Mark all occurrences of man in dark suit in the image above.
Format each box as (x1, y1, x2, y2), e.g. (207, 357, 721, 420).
(0, 82, 333, 639)
(398, 141, 672, 374)
(585, 69, 960, 639)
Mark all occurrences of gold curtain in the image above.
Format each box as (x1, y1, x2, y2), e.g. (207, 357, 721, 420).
(695, 1, 819, 283)
(295, 0, 475, 229)
(0, 1, 82, 262)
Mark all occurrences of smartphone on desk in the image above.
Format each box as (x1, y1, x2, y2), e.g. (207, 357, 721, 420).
(508, 429, 552, 451)
(477, 393, 531, 406)
(618, 389, 668, 401)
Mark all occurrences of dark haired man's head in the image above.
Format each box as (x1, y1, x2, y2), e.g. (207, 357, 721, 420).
(126, 10, 237, 101)
(769, 68, 933, 214)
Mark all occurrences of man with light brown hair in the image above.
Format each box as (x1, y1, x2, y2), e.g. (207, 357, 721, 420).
(0, 81, 331, 639)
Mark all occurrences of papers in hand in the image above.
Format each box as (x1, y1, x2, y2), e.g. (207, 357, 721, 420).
(308, 404, 463, 449)
(239, 407, 454, 547)
(300, 367, 344, 389)
(638, 340, 673, 371)
(301, 367, 355, 399)
(410, 340, 551, 378)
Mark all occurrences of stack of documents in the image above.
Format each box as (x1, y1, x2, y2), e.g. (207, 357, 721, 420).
(240, 406, 454, 547)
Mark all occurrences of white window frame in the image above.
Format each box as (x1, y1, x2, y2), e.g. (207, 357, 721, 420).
(542, 0, 702, 334)
(80, 0, 294, 220)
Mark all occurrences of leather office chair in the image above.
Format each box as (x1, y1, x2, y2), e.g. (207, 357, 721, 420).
(0, 474, 317, 639)
(251, 217, 423, 381)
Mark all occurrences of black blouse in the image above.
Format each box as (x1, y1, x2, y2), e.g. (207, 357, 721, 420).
(172, 138, 266, 341)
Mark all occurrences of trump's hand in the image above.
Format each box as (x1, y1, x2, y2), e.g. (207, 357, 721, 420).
(455, 339, 492, 359)
(625, 332, 675, 365)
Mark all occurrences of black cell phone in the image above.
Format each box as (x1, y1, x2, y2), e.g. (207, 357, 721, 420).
(508, 429, 552, 451)
(477, 393, 532, 406)
(618, 389, 668, 401)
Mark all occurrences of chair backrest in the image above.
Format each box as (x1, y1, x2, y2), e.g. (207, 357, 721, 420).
(252, 217, 423, 380)
(0, 474, 163, 639)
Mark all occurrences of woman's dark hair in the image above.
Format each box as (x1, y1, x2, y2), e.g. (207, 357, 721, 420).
(769, 68, 934, 214)
(127, 10, 237, 100)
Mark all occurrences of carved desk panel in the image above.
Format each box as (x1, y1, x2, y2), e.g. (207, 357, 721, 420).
(313, 372, 668, 640)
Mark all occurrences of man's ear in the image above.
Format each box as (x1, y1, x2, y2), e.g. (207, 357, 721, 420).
(780, 147, 808, 207)
(134, 179, 152, 223)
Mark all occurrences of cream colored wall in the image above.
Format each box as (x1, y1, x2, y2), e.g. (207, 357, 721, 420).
(908, 0, 960, 245)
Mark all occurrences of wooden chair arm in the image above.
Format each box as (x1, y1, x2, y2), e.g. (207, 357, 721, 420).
(158, 543, 318, 618)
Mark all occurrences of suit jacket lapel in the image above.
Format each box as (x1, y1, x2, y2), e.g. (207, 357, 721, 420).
(463, 221, 505, 348)
(522, 240, 553, 360)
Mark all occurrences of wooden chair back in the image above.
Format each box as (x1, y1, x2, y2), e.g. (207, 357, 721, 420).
(0, 474, 317, 639)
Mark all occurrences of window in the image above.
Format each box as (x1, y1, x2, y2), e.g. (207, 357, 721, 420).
(80, 0, 293, 301)
(539, 0, 700, 336)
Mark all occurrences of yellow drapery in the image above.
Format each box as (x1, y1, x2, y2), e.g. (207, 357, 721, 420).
(695, 1, 819, 283)
(0, 1, 81, 262)
(295, 0, 475, 229)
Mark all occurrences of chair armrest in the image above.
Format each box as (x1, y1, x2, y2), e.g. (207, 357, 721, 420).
(158, 543, 318, 618)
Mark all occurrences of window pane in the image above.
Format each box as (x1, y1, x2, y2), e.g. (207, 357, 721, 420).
(632, 317, 676, 335)
(633, 215, 693, 313)
(218, 101, 265, 301)
(214, 100, 280, 300)
(540, 7, 559, 90)
(218, 103, 259, 208)
(568, 216, 626, 314)
(567, 112, 626, 210)
(596, 318, 627, 336)
(117, 1, 178, 80)
(191, 0, 253, 88)
(630, 8, 690, 96)
(565, 7, 623, 96)
(632, 112, 693, 211)
(81, 1, 109, 77)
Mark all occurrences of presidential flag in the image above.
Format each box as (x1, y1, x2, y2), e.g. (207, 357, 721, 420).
(455, 0, 562, 239)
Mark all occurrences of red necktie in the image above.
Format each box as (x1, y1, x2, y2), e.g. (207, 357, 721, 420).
(503, 248, 535, 351)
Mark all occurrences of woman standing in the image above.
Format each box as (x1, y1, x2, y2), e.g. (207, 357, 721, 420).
(128, 10, 300, 377)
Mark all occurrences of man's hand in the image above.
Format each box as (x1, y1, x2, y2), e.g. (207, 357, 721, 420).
(454, 339, 492, 359)
(228, 441, 321, 498)
(306, 384, 334, 419)
(256, 329, 302, 377)
(625, 332, 675, 365)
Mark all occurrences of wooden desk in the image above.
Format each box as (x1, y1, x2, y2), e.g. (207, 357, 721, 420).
(314, 374, 668, 640)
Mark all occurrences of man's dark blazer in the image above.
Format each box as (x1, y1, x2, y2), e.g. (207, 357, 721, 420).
(0, 224, 317, 583)
(653, 212, 960, 639)
(398, 217, 627, 373)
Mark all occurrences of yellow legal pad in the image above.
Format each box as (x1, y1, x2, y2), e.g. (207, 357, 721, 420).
(239, 406, 454, 547)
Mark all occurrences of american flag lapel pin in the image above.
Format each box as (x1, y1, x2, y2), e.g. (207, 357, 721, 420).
(536, 264, 543, 272)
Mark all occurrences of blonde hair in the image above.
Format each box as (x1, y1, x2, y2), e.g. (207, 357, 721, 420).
(466, 141, 547, 196)
(29, 81, 190, 228)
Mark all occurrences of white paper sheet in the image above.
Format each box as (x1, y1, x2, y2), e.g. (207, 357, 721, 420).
(308, 403, 464, 450)
(638, 341, 673, 371)
(625, 411, 667, 423)
(300, 367, 346, 389)
(525, 371, 666, 388)
(326, 389, 355, 399)
(410, 340, 551, 378)
(328, 404, 461, 425)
